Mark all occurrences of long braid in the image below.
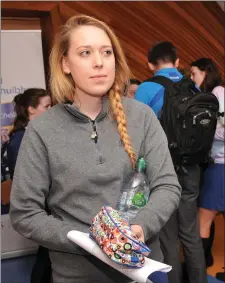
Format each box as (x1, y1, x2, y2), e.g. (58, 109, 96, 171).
(109, 86, 136, 169)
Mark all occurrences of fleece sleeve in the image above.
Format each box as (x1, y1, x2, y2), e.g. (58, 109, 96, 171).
(130, 107, 181, 241)
(10, 123, 79, 253)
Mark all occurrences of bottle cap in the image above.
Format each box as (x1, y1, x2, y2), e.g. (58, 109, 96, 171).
(137, 157, 146, 172)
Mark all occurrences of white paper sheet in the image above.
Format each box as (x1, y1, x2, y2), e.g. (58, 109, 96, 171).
(67, 231, 172, 283)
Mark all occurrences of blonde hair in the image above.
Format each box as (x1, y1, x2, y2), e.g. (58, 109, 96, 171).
(49, 15, 136, 168)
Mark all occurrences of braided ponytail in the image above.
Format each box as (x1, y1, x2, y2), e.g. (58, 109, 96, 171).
(109, 86, 136, 169)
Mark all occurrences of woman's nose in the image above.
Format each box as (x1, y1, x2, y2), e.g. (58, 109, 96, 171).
(93, 53, 103, 68)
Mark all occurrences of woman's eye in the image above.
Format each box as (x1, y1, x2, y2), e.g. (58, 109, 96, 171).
(80, 50, 90, 57)
(103, 50, 113, 56)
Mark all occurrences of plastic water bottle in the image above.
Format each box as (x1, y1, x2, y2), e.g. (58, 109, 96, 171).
(116, 158, 150, 222)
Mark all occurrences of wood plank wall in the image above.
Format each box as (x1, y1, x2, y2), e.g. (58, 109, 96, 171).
(2, 1, 224, 84)
(2, 17, 41, 30)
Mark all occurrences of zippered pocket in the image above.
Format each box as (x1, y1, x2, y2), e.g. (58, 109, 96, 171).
(193, 110, 211, 125)
(182, 108, 216, 153)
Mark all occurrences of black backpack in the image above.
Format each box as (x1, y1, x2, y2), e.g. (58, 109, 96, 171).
(148, 76, 220, 166)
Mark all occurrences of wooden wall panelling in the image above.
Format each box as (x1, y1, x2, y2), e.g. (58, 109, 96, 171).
(109, 2, 189, 73)
(40, 4, 63, 82)
(66, 2, 114, 25)
(59, 1, 224, 80)
(59, 2, 81, 23)
(1, 17, 41, 30)
(1, 1, 57, 15)
(134, 2, 222, 71)
(1, 1, 224, 82)
(186, 2, 224, 37)
(167, 3, 223, 55)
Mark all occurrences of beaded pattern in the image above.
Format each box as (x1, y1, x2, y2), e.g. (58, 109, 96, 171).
(89, 205, 151, 268)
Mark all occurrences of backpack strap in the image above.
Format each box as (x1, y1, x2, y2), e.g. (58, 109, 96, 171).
(143, 76, 174, 108)
(147, 75, 175, 91)
(150, 88, 164, 108)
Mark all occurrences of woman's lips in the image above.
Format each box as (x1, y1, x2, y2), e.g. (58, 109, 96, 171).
(90, 75, 107, 79)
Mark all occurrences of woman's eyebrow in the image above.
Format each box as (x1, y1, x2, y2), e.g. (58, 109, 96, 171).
(76, 45, 112, 50)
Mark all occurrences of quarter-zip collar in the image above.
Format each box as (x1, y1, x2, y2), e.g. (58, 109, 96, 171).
(63, 95, 109, 123)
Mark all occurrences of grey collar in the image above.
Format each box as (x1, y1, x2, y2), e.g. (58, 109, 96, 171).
(63, 95, 109, 123)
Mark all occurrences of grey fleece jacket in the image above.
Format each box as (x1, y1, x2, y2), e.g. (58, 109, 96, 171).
(10, 96, 181, 272)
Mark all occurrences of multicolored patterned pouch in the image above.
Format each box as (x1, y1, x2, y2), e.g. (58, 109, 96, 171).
(89, 205, 151, 268)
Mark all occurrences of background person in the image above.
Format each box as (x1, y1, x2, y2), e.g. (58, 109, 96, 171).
(126, 78, 141, 98)
(191, 58, 224, 277)
(6, 88, 52, 283)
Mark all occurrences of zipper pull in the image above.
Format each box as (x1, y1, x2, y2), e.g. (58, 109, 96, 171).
(206, 110, 211, 117)
(193, 117, 196, 125)
(91, 132, 97, 139)
(90, 120, 98, 143)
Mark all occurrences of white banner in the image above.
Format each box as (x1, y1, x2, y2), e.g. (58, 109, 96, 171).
(1, 30, 46, 259)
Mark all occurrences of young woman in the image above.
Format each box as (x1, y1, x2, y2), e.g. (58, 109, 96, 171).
(10, 15, 181, 283)
(191, 58, 224, 269)
(7, 88, 51, 179)
(6, 88, 51, 283)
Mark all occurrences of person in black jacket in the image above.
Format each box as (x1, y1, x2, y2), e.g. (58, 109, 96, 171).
(7, 88, 52, 283)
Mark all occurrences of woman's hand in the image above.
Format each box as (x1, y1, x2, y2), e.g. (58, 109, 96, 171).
(1, 130, 9, 144)
(131, 225, 145, 242)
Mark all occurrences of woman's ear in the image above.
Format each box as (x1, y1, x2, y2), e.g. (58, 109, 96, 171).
(62, 56, 71, 74)
(175, 58, 180, 68)
(148, 62, 155, 72)
(28, 106, 35, 115)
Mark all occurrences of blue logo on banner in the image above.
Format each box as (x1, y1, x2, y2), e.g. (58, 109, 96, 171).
(1, 103, 16, 126)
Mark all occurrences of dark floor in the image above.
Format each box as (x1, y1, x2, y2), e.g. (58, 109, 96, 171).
(1, 255, 224, 283)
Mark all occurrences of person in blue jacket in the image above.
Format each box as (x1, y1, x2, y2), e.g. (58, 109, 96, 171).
(135, 42, 182, 116)
(135, 42, 207, 283)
